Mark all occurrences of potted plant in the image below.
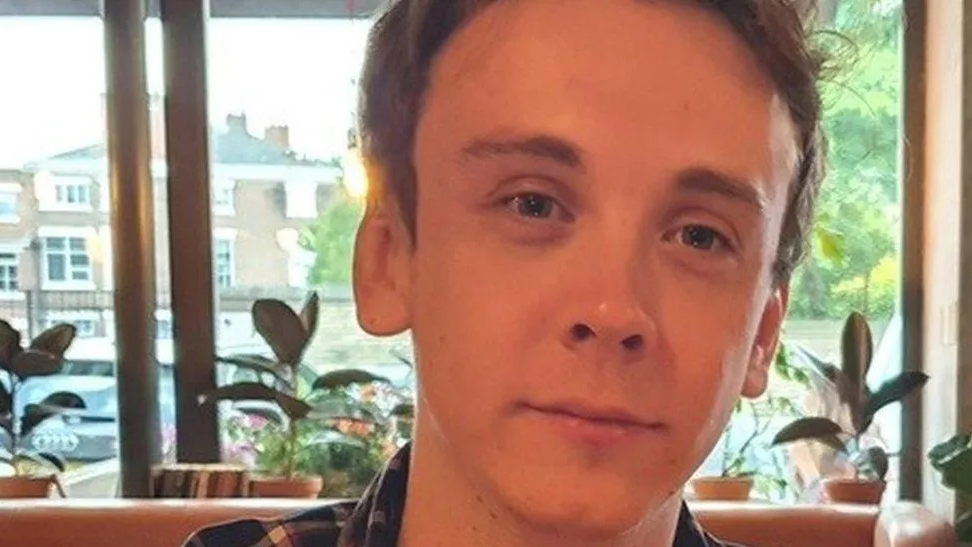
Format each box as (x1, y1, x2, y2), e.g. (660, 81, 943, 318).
(0, 321, 85, 498)
(771, 312, 928, 504)
(691, 399, 763, 501)
(928, 433, 972, 541)
(200, 292, 399, 498)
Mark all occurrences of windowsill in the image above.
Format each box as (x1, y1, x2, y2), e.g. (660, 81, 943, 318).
(38, 204, 95, 213)
(284, 211, 317, 220)
(41, 281, 97, 292)
(213, 206, 236, 216)
(0, 216, 20, 224)
(0, 291, 25, 301)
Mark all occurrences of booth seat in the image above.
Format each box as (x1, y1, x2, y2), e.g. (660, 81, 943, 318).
(0, 498, 956, 547)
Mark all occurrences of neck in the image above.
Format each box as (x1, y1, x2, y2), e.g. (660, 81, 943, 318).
(398, 431, 684, 547)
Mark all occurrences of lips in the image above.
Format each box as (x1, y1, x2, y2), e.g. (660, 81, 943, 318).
(525, 400, 663, 431)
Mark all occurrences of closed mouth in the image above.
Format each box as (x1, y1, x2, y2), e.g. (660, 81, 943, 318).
(525, 402, 664, 431)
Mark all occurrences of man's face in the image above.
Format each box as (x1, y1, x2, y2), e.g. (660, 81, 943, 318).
(357, 0, 796, 538)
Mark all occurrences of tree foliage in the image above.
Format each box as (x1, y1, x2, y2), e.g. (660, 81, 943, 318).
(790, 0, 902, 320)
(301, 187, 365, 286)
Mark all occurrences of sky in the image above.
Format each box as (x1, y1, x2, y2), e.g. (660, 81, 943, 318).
(0, 16, 372, 167)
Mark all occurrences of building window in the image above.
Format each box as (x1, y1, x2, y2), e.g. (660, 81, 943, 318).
(42, 317, 97, 338)
(36, 174, 94, 211)
(284, 180, 318, 219)
(43, 236, 92, 287)
(0, 252, 19, 292)
(0, 183, 21, 222)
(55, 181, 91, 206)
(214, 238, 234, 289)
(213, 181, 235, 215)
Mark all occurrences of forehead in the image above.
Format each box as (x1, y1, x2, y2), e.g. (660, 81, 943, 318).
(416, 0, 797, 198)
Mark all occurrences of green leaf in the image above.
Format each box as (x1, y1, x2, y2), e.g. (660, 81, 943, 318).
(217, 354, 291, 387)
(305, 429, 364, 448)
(934, 443, 972, 496)
(956, 508, 972, 542)
(928, 434, 972, 471)
(20, 404, 63, 437)
(251, 299, 308, 364)
(390, 402, 414, 419)
(861, 371, 928, 428)
(0, 320, 21, 370)
(40, 391, 86, 411)
(17, 451, 66, 473)
(298, 292, 320, 342)
(815, 225, 845, 265)
(791, 343, 847, 393)
(199, 382, 312, 421)
(0, 379, 10, 415)
(311, 369, 390, 391)
(840, 312, 873, 411)
(307, 398, 379, 423)
(9, 349, 62, 379)
(29, 323, 76, 358)
(0, 412, 11, 439)
(771, 417, 846, 448)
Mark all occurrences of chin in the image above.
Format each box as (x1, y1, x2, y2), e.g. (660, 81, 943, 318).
(486, 458, 675, 540)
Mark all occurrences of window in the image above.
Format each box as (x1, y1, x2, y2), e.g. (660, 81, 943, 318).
(42, 316, 98, 338)
(156, 309, 173, 340)
(214, 237, 234, 289)
(284, 180, 319, 219)
(56, 180, 91, 206)
(40, 233, 94, 288)
(688, 1, 907, 504)
(0, 251, 19, 293)
(0, 183, 21, 222)
(212, 180, 235, 215)
(36, 173, 93, 211)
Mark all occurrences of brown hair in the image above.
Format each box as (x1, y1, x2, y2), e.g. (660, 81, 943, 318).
(357, 0, 827, 284)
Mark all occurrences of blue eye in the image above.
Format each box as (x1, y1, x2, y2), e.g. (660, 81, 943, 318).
(678, 225, 730, 252)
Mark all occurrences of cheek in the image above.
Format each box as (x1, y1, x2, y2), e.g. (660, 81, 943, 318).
(409, 233, 546, 427)
(656, 286, 757, 410)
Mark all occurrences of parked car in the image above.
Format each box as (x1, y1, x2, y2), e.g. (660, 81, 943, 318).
(3, 338, 415, 463)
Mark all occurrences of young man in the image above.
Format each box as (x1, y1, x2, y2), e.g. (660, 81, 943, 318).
(186, 0, 825, 546)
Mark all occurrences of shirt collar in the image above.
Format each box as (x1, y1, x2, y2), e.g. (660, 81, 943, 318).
(340, 443, 716, 547)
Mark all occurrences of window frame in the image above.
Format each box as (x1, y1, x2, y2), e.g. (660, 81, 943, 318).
(0, 0, 927, 501)
(37, 227, 96, 291)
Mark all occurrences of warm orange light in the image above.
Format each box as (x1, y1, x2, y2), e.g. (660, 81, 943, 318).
(342, 148, 368, 199)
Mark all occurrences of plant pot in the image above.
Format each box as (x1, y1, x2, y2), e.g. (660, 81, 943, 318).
(248, 475, 323, 499)
(690, 476, 753, 501)
(0, 476, 54, 498)
(821, 478, 886, 504)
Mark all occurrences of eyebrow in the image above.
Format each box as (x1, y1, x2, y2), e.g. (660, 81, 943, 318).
(460, 133, 765, 212)
(460, 134, 585, 170)
(675, 168, 767, 213)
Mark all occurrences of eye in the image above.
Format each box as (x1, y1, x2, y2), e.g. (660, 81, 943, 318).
(503, 193, 568, 221)
(676, 225, 732, 253)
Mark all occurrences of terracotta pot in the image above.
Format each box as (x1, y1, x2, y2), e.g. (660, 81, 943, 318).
(0, 476, 54, 498)
(822, 478, 885, 504)
(249, 475, 323, 499)
(691, 476, 754, 501)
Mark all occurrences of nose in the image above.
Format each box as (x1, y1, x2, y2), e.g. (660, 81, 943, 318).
(562, 299, 656, 362)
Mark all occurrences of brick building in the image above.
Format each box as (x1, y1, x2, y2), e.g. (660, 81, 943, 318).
(0, 96, 343, 349)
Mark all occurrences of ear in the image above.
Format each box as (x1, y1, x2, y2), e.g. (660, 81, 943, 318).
(741, 282, 789, 399)
(352, 193, 413, 337)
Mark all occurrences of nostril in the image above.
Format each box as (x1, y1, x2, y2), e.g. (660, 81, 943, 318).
(570, 323, 594, 341)
(621, 334, 643, 352)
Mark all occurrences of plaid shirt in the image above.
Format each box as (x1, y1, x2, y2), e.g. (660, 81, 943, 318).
(183, 443, 743, 547)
